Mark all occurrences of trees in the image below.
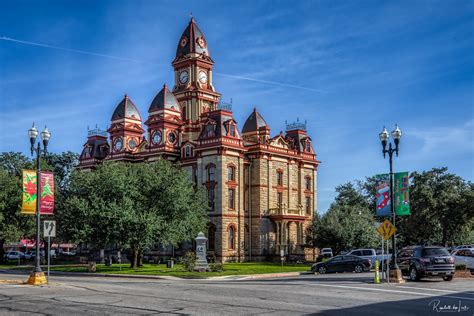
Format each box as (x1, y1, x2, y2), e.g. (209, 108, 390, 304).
(0, 153, 35, 262)
(308, 167, 473, 255)
(307, 183, 380, 254)
(59, 160, 208, 268)
(398, 167, 474, 246)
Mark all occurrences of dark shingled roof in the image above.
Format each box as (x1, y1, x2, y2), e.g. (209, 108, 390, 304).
(111, 95, 141, 121)
(242, 108, 268, 133)
(149, 84, 180, 112)
(176, 17, 210, 59)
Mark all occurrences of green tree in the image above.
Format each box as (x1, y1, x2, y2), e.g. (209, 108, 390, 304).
(398, 168, 474, 246)
(0, 151, 78, 262)
(0, 153, 35, 262)
(307, 183, 380, 254)
(59, 160, 208, 268)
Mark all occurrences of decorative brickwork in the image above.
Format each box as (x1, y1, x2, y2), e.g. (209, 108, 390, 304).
(78, 17, 319, 262)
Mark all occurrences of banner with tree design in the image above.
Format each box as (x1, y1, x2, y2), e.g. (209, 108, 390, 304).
(40, 171, 54, 215)
(21, 170, 37, 214)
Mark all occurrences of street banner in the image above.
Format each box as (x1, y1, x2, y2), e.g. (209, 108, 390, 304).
(40, 171, 54, 215)
(21, 170, 37, 214)
(394, 172, 410, 216)
(375, 173, 390, 217)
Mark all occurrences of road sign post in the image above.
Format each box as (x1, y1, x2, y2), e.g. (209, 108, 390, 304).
(43, 220, 56, 284)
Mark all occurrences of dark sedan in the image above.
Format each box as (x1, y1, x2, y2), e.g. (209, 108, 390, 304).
(311, 255, 371, 274)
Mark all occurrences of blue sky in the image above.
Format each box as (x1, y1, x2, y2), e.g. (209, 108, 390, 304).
(1, 1, 473, 213)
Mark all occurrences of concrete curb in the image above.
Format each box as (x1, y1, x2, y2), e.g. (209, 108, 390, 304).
(1, 269, 313, 281)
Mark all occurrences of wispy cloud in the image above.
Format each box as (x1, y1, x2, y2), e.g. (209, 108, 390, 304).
(410, 120, 474, 154)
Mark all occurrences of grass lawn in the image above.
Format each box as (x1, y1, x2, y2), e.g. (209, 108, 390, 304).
(44, 262, 310, 278)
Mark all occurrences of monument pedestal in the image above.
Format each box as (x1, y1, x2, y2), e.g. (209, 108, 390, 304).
(26, 271, 47, 285)
(389, 268, 405, 283)
(193, 232, 209, 272)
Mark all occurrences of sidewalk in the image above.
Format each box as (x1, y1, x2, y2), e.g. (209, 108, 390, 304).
(0, 268, 313, 281)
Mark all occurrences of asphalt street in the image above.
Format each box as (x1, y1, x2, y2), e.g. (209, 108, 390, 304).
(0, 272, 473, 315)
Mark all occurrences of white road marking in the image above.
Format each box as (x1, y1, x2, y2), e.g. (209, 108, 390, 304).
(313, 283, 474, 301)
(394, 285, 463, 294)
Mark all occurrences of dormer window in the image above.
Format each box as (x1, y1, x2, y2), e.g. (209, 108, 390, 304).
(305, 140, 311, 152)
(207, 164, 216, 182)
(205, 124, 215, 138)
(185, 146, 191, 158)
(230, 124, 236, 137)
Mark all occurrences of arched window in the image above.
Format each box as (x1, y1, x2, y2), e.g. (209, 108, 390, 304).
(244, 225, 249, 250)
(227, 166, 235, 181)
(208, 187, 215, 211)
(228, 188, 235, 209)
(228, 226, 235, 250)
(277, 170, 283, 186)
(305, 176, 311, 191)
(207, 164, 216, 182)
(305, 196, 311, 214)
(208, 224, 216, 251)
(230, 124, 236, 137)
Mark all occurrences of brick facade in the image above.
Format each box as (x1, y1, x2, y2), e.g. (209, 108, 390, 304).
(78, 17, 319, 262)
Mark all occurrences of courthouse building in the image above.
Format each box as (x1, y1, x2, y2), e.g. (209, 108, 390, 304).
(78, 18, 320, 261)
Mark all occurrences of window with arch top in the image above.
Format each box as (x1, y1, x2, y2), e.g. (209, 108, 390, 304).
(207, 164, 216, 182)
(227, 165, 235, 181)
(228, 226, 235, 250)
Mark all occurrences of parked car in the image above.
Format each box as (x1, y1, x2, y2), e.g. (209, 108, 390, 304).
(451, 248, 474, 270)
(397, 246, 455, 281)
(311, 255, 371, 274)
(320, 248, 333, 258)
(451, 245, 474, 252)
(26, 250, 45, 259)
(3, 251, 30, 261)
(346, 249, 390, 268)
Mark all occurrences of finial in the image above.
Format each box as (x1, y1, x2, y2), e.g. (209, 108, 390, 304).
(124, 93, 128, 99)
(163, 83, 167, 89)
(190, 12, 194, 22)
(87, 125, 90, 131)
(253, 107, 257, 112)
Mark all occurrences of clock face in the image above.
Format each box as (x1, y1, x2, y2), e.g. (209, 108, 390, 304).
(179, 71, 189, 84)
(152, 131, 162, 145)
(114, 138, 123, 151)
(128, 138, 137, 150)
(180, 36, 187, 47)
(198, 71, 207, 84)
(168, 132, 176, 143)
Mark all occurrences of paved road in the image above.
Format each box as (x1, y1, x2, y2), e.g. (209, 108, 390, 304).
(0, 272, 473, 315)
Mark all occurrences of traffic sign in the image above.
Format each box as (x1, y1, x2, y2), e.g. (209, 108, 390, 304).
(43, 220, 56, 237)
(376, 219, 396, 240)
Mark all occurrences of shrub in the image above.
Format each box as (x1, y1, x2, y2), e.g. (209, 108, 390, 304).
(209, 263, 224, 272)
(180, 251, 196, 272)
(455, 263, 467, 271)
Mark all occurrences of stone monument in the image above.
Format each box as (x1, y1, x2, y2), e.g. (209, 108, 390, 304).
(194, 232, 209, 272)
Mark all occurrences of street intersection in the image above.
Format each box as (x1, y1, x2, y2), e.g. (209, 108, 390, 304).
(0, 272, 472, 315)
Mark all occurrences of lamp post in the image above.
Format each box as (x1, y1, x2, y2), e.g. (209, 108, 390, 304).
(379, 125, 402, 273)
(27, 123, 51, 285)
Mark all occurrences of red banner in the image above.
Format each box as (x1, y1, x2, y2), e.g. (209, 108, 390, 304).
(40, 172, 54, 215)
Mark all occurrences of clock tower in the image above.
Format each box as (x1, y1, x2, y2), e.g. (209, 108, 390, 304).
(172, 17, 221, 142)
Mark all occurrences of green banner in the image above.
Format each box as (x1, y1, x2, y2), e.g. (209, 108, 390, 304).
(394, 172, 410, 216)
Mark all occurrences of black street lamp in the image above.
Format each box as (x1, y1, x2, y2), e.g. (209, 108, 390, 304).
(27, 123, 51, 285)
(379, 125, 402, 273)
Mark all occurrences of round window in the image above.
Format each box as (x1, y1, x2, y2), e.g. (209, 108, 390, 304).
(128, 139, 137, 149)
(168, 132, 176, 143)
(152, 131, 162, 145)
(114, 138, 123, 151)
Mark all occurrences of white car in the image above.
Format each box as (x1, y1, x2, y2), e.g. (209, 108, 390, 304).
(320, 248, 333, 258)
(452, 249, 474, 269)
